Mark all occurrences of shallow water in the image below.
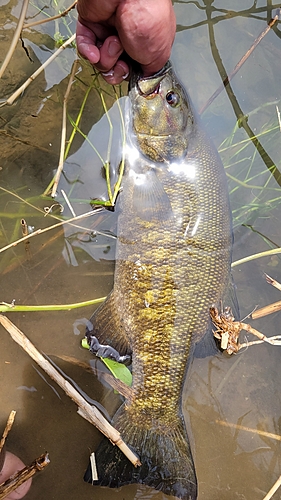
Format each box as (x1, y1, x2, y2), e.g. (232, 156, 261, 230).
(0, 1, 281, 499)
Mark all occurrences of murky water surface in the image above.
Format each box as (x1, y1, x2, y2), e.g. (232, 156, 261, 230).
(0, 1, 281, 499)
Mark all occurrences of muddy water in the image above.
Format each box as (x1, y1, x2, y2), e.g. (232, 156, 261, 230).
(0, 1, 281, 499)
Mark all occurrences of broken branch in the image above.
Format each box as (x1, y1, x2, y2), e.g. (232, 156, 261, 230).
(216, 419, 281, 442)
(0, 315, 140, 468)
(251, 300, 281, 320)
(0, 0, 30, 80)
(210, 306, 281, 355)
(0, 453, 49, 500)
(251, 274, 281, 319)
(0, 412, 16, 455)
(263, 475, 281, 500)
(3, 34, 76, 106)
(23, 1, 77, 29)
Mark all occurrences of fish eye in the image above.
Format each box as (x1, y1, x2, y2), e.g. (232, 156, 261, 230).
(166, 91, 180, 107)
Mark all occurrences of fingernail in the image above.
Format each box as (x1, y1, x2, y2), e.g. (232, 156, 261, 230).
(108, 40, 122, 57)
(101, 70, 114, 77)
(114, 66, 129, 81)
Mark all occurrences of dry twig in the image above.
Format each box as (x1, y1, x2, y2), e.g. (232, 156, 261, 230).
(0, 453, 49, 500)
(57, 355, 134, 400)
(276, 105, 281, 133)
(216, 419, 281, 442)
(0, 209, 96, 255)
(0, 411, 16, 455)
(251, 274, 281, 319)
(264, 273, 281, 292)
(3, 34, 76, 106)
(262, 475, 281, 500)
(23, 1, 77, 29)
(251, 300, 281, 320)
(0, 315, 141, 468)
(20, 219, 31, 258)
(210, 305, 281, 354)
(0, 0, 30, 80)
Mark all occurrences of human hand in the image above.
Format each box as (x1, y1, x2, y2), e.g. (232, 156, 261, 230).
(76, 0, 176, 85)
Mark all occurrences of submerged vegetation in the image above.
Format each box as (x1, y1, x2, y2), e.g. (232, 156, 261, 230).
(0, 1, 281, 499)
(0, 1, 280, 285)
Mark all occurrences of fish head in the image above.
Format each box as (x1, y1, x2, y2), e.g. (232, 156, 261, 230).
(129, 61, 194, 163)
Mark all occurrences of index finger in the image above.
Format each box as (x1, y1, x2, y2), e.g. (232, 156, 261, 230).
(76, 20, 100, 64)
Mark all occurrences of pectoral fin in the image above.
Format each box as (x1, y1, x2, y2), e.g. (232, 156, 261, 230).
(132, 168, 173, 222)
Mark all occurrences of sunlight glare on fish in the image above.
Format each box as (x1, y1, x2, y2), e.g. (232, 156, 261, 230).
(129, 170, 147, 186)
(169, 160, 196, 179)
(191, 215, 201, 236)
(125, 143, 140, 164)
(183, 221, 190, 238)
(184, 215, 201, 238)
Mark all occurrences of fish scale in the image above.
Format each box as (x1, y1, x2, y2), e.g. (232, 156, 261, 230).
(84, 61, 233, 500)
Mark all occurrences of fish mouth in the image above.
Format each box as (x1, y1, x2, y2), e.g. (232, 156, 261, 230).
(129, 61, 172, 96)
(136, 131, 174, 139)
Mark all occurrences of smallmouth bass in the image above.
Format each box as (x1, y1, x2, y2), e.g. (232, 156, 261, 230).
(84, 61, 233, 500)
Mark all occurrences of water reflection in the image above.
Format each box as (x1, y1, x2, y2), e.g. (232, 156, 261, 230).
(0, 1, 281, 499)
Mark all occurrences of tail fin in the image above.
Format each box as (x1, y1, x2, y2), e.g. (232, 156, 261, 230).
(84, 403, 197, 500)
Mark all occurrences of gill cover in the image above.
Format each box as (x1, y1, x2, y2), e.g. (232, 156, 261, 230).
(129, 61, 194, 162)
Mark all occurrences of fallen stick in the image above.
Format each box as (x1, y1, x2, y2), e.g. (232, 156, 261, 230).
(251, 274, 281, 319)
(0, 411, 16, 455)
(23, 0, 77, 29)
(57, 355, 134, 400)
(239, 336, 281, 350)
(20, 219, 31, 258)
(251, 300, 281, 319)
(276, 105, 281, 132)
(211, 306, 281, 355)
(265, 273, 281, 292)
(262, 475, 281, 500)
(0, 210, 95, 255)
(3, 34, 76, 106)
(216, 419, 281, 442)
(0, 315, 141, 468)
(0, 453, 49, 500)
(0, 0, 30, 80)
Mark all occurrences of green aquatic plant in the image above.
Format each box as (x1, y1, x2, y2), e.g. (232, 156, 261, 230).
(0, 297, 106, 313)
(219, 103, 281, 231)
(1, 9, 281, 316)
(81, 338, 132, 387)
(45, 65, 126, 206)
(53, 31, 66, 47)
(27, 0, 76, 39)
